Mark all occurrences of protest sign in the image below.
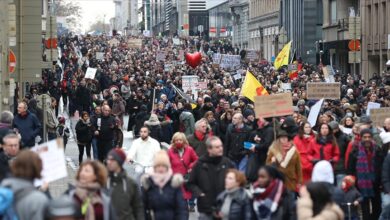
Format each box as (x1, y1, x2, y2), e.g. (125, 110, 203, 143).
(182, 75, 199, 99)
(307, 82, 340, 100)
(108, 38, 119, 47)
(96, 52, 104, 60)
(367, 102, 381, 116)
(196, 81, 208, 90)
(245, 50, 259, 62)
(156, 51, 166, 61)
(370, 108, 390, 127)
(281, 83, 292, 91)
(127, 39, 142, 49)
(308, 99, 324, 127)
(288, 64, 297, 71)
(173, 38, 181, 45)
(164, 64, 172, 72)
(85, 67, 97, 79)
(219, 54, 241, 69)
(254, 93, 293, 118)
(233, 73, 242, 80)
(32, 139, 67, 185)
(212, 53, 222, 64)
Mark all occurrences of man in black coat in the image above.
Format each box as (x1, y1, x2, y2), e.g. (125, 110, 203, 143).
(187, 136, 234, 219)
(93, 105, 116, 162)
(75, 79, 92, 114)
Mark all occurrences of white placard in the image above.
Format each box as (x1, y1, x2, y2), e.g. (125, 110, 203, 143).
(233, 73, 242, 80)
(96, 52, 104, 60)
(32, 139, 67, 185)
(85, 67, 97, 79)
(367, 102, 381, 116)
(173, 38, 181, 45)
(308, 99, 324, 127)
(281, 83, 292, 91)
(213, 54, 241, 69)
(182, 75, 199, 99)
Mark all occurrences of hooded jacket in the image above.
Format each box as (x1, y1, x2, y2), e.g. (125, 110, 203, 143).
(1, 177, 49, 220)
(179, 111, 195, 136)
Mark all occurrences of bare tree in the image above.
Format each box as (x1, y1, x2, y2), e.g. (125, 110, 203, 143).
(54, 0, 82, 31)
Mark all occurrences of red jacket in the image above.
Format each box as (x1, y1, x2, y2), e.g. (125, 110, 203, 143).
(308, 138, 340, 164)
(293, 135, 315, 183)
(345, 136, 361, 169)
(168, 145, 198, 199)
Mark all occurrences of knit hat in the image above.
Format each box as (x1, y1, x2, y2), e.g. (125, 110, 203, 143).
(204, 96, 212, 103)
(243, 109, 255, 118)
(153, 150, 171, 168)
(311, 160, 334, 184)
(108, 148, 127, 166)
(360, 128, 373, 137)
(342, 175, 356, 192)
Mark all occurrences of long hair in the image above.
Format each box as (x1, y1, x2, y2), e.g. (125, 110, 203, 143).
(316, 123, 338, 146)
(297, 122, 314, 139)
(306, 182, 333, 216)
(76, 160, 108, 187)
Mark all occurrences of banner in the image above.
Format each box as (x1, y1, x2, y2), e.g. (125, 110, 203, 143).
(196, 81, 208, 90)
(127, 39, 142, 49)
(254, 93, 293, 118)
(307, 82, 340, 100)
(245, 50, 259, 62)
(371, 108, 390, 127)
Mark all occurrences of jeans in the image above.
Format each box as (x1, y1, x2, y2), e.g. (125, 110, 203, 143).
(380, 193, 390, 220)
(48, 132, 57, 141)
(91, 138, 98, 160)
(234, 156, 248, 172)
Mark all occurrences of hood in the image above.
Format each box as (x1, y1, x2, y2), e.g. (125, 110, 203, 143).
(1, 177, 35, 193)
(311, 160, 334, 184)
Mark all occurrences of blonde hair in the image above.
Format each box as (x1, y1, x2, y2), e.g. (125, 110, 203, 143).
(171, 132, 189, 146)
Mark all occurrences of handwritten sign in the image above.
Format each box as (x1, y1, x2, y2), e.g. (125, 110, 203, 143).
(307, 82, 340, 100)
(108, 38, 120, 47)
(254, 93, 293, 118)
(196, 81, 208, 90)
(370, 108, 390, 127)
(32, 139, 67, 184)
(182, 75, 199, 99)
(156, 51, 166, 61)
(367, 102, 381, 116)
(85, 67, 97, 79)
(246, 50, 259, 62)
(127, 39, 142, 49)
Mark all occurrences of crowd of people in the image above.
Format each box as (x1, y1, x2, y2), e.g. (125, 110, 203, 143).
(0, 33, 390, 220)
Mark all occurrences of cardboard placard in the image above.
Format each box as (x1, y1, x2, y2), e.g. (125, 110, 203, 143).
(173, 38, 181, 45)
(367, 102, 381, 116)
(85, 67, 97, 79)
(196, 81, 208, 90)
(182, 75, 199, 99)
(127, 39, 142, 49)
(370, 108, 390, 127)
(245, 49, 259, 62)
(233, 73, 242, 80)
(108, 38, 120, 47)
(281, 83, 292, 91)
(307, 82, 340, 100)
(254, 93, 293, 118)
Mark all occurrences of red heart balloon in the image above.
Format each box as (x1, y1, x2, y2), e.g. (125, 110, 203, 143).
(185, 52, 202, 68)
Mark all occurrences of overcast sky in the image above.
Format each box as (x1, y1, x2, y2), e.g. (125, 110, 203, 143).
(73, 0, 115, 32)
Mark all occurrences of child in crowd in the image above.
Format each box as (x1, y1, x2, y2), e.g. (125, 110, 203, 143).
(341, 175, 362, 220)
(56, 116, 70, 150)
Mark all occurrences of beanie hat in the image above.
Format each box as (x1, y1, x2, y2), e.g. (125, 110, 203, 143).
(342, 175, 356, 192)
(243, 109, 255, 118)
(360, 128, 373, 137)
(108, 149, 127, 166)
(153, 150, 171, 168)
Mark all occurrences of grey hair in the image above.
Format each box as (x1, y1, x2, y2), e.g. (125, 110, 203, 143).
(205, 136, 222, 149)
(3, 133, 20, 144)
(195, 118, 208, 131)
(0, 111, 14, 124)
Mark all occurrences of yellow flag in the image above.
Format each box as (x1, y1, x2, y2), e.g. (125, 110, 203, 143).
(274, 41, 292, 70)
(241, 71, 268, 102)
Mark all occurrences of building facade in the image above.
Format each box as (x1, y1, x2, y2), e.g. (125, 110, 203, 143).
(113, 0, 139, 35)
(230, 0, 249, 49)
(248, 0, 279, 61)
(208, 1, 232, 39)
(280, 0, 323, 64)
(361, 0, 390, 80)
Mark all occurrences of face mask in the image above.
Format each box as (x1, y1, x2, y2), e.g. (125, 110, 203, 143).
(175, 143, 184, 149)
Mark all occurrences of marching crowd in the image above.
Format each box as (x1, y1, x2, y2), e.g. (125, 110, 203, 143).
(0, 33, 390, 220)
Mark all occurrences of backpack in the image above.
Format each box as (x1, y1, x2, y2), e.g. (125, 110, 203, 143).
(0, 187, 34, 220)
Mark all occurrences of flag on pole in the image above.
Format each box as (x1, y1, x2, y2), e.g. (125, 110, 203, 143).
(171, 84, 198, 109)
(274, 41, 292, 70)
(241, 71, 268, 102)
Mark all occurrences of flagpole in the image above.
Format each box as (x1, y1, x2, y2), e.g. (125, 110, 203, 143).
(152, 88, 156, 113)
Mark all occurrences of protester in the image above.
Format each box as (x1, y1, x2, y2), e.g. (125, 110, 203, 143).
(75, 111, 93, 165)
(0, 111, 15, 147)
(266, 129, 302, 192)
(308, 123, 340, 166)
(12, 102, 41, 148)
(187, 136, 235, 220)
(93, 105, 116, 162)
(1, 150, 49, 220)
(215, 169, 252, 220)
(179, 103, 195, 136)
(341, 175, 362, 220)
(293, 122, 315, 183)
(67, 160, 116, 220)
(106, 149, 144, 220)
(141, 150, 188, 220)
(56, 116, 70, 150)
(46, 97, 59, 140)
(297, 182, 344, 220)
(0, 134, 21, 181)
(90, 105, 102, 159)
(167, 132, 198, 211)
(46, 195, 80, 220)
(144, 114, 163, 142)
(250, 165, 296, 220)
(187, 119, 210, 158)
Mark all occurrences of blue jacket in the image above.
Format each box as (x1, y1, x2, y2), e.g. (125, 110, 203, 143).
(12, 111, 41, 147)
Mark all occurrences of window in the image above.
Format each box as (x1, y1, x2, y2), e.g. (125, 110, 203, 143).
(330, 0, 337, 24)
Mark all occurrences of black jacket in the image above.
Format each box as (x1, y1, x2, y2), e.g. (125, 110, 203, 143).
(187, 155, 235, 214)
(107, 171, 144, 220)
(225, 124, 251, 162)
(95, 115, 116, 141)
(382, 153, 390, 193)
(334, 130, 350, 173)
(75, 120, 93, 144)
(0, 152, 11, 182)
(216, 188, 252, 220)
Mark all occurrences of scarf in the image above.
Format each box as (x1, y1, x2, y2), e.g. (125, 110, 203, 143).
(220, 188, 240, 220)
(272, 145, 296, 169)
(195, 130, 206, 141)
(356, 141, 376, 197)
(74, 182, 103, 220)
(150, 168, 173, 189)
(252, 179, 284, 220)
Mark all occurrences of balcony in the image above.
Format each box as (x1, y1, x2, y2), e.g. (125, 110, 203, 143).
(228, 0, 247, 7)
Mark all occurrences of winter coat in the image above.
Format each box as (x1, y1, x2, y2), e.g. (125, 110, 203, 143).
(382, 153, 390, 193)
(297, 197, 344, 220)
(1, 178, 49, 220)
(107, 171, 144, 220)
(266, 146, 302, 192)
(12, 111, 42, 147)
(141, 174, 188, 220)
(0, 152, 12, 181)
(308, 138, 340, 164)
(168, 146, 199, 199)
(75, 85, 91, 107)
(187, 134, 209, 158)
(187, 155, 235, 214)
(179, 111, 195, 136)
(293, 135, 315, 183)
(215, 188, 252, 220)
(95, 115, 116, 141)
(334, 131, 350, 174)
(112, 98, 126, 117)
(45, 107, 58, 133)
(342, 187, 362, 218)
(144, 122, 163, 143)
(75, 120, 93, 144)
(225, 124, 251, 162)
